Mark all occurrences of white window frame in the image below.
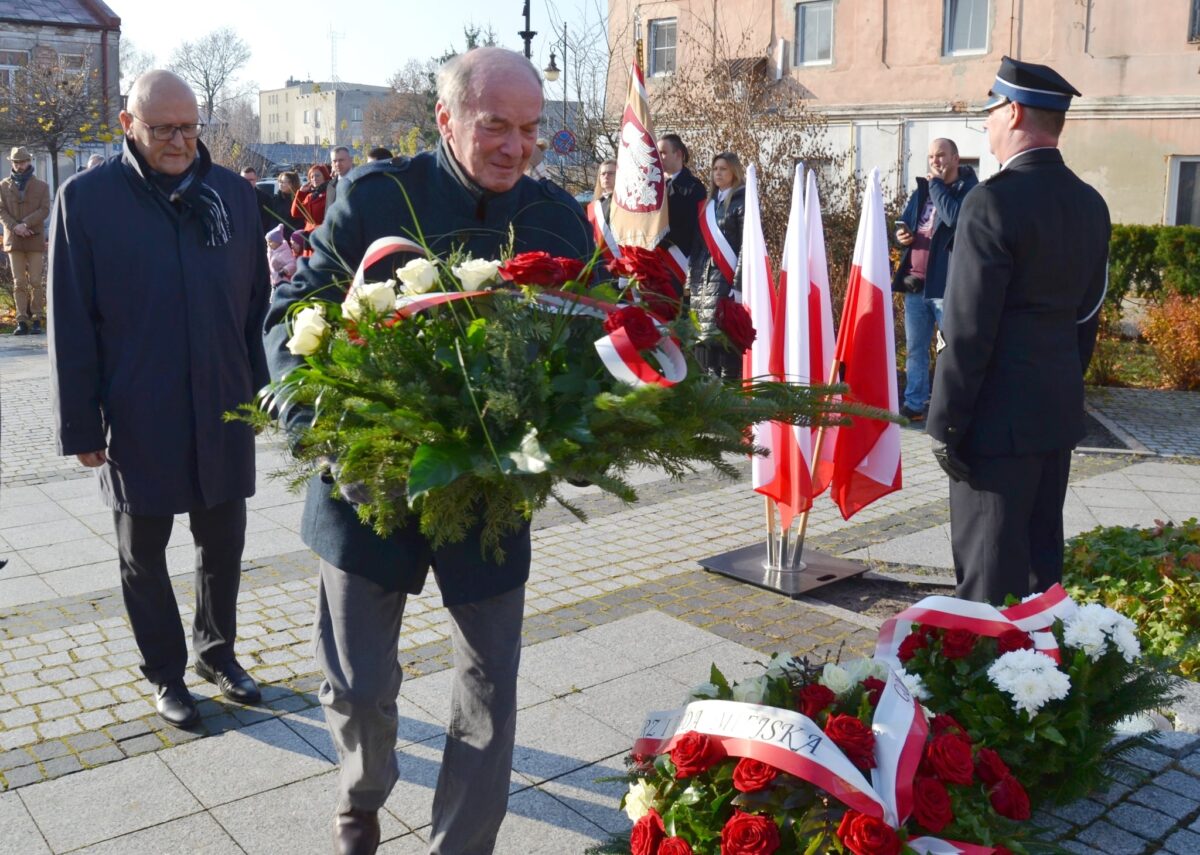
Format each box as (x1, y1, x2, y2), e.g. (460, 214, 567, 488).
(352, 106, 363, 122)
(0, 49, 29, 88)
(303, 109, 310, 124)
(648, 18, 677, 77)
(794, 1, 834, 67)
(1165, 155, 1200, 226)
(943, 0, 990, 57)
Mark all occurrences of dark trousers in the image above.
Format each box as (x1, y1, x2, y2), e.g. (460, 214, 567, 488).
(696, 341, 741, 380)
(114, 498, 247, 685)
(949, 449, 1073, 604)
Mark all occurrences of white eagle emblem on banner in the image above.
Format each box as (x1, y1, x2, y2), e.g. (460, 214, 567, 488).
(615, 109, 664, 213)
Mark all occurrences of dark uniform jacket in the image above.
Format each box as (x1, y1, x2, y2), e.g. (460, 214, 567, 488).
(927, 149, 1109, 457)
(892, 166, 978, 300)
(264, 143, 594, 605)
(665, 166, 707, 258)
(49, 140, 271, 514)
(688, 186, 745, 340)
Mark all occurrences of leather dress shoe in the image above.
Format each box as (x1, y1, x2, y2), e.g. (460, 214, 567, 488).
(334, 809, 380, 855)
(195, 658, 262, 704)
(155, 681, 200, 728)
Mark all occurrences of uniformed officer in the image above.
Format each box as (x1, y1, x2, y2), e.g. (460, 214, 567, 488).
(926, 56, 1110, 605)
(264, 48, 592, 855)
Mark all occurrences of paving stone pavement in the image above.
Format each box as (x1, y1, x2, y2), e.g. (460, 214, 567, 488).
(3, 337, 1200, 852)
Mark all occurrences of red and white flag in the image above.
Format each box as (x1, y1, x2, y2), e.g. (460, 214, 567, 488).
(741, 164, 780, 499)
(609, 62, 669, 249)
(755, 164, 814, 526)
(805, 170, 839, 495)
(828, 168, 902, 519)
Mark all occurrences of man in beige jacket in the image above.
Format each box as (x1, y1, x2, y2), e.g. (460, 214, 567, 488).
(1, 146, 51, 335)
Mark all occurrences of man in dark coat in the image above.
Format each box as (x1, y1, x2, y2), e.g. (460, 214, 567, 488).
(657, 133, 706, 288)
(892, 139, 978, 421)
(264, 48, 592, 855)
(49, 71, 270, 728)
(927, 57, 1110, 604)
(240, 165, 276, 234)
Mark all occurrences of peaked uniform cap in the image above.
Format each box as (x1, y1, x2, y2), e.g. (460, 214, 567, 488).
(984, 56, 1081, 112)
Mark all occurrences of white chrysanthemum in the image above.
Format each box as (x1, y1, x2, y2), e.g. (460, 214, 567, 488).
(452, 257, 502, 291)
(842, 658, 887, 685)
(732, 675, 772, 705)
(899, 670, 930, 701)
(819, 663, 853, 695)
(624, 778, 660, 823)
(987, 649, 1071, 718)
(688, 682, 720, 701)
(1063, 603, 1143, 663)
(1112, 626, 1141, 663)
(1063, 617, 1107, 660)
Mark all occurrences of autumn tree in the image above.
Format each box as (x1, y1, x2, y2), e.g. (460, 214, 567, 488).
(169, 27, 253, 123)
(0, 58, 118, 187)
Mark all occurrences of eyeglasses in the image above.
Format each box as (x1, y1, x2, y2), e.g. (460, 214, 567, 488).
(130, 114, 205, 141)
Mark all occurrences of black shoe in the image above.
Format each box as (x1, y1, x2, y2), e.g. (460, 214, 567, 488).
(12, 321, 29, 336)
(334, 810, 380, 855)
(195, 658, 262, 704)
(155, 681, 200, 728)
(30, 320, 43, 335)
(899, 405, 926, 423)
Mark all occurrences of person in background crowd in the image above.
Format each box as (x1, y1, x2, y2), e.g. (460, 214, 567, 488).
(525, 137, 550, 179)
(927, 57, 1110, 604)
(366, 147, 393, 162)
(656, 133, 706, 291)
(292, 163, 331, 236)
(327, 145, 353, 207)
(586, 158, 618, 260)
(288, 227, 308, 259)
(85, 154, 105, 169)
(892, 138, 978, 423)
(241, 165, 277, 235)
(688, 151, 746, 380)
(266, 223, 295, 288)
(271, 170, 306, 235)
(1, 146, 51, 336)
(48, 70, 269, 729)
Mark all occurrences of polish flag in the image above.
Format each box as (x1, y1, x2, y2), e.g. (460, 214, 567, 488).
(806, 170, 839, 495)
(828, 168, 902, 519)
(741, 164, 780, 499)
(755, 164, 814, 526)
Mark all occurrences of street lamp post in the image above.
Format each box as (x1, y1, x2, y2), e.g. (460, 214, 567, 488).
(519, 1, 536, 59)
(542, 23, 569, 183)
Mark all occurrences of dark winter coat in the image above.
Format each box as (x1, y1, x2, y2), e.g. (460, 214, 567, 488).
(892, 165, 978, 301)
(687, 185, 745, 340)
(264, 143, 594, 605)
(665, 166, 707, 258)
(49, 140, 271, 514)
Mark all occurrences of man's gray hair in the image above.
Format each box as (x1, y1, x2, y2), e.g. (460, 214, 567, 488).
(436, 47, 542, 113)
(331, 145, 350, 156)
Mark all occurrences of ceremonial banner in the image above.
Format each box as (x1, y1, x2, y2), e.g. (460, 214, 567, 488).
(610, 62, 669, 249)
(829, 168, 902, 519)
(806, 170, 839, 495)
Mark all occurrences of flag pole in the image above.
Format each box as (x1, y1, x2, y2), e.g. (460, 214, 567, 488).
(765, 496, 780, 568)
(788, 356, 842, 567)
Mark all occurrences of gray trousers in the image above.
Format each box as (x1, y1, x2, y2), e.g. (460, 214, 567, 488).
(314, 560, 524, 855)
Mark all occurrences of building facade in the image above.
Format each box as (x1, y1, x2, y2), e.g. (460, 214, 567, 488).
(258, 79, 391, 147)
(606, 0, 1200, 225)
(0, 0, 122, 187)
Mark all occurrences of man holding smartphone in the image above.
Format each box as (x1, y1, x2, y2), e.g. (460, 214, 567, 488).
(892, 138, 977, 422)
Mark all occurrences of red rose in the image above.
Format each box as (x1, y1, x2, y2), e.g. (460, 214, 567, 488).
(610, 247, 681, 319)
(990, 774, 1031, 821)
(824, 714, 876, 770)
(498, 251, 567, 287)
(912, 776, 954, 833)
(925, 733, 974, 786)
(929, 714, 967, 737)
(670, 730, 725, 779)
(660, 838, 694, 855)
(715, 297, 756, 353)
(720, 810, 780, 855)
(861, 677, 886, 708)
(630, 808, 665, 855)
(836, 811, 902, 855)
(604, 305, 662, 351)
(797, 683, 837, 718)
(897, 632, 928, 663)
(974, 747, 1011, 786)
(732, 757, 778, 793)
(940, 628, 979, 660)
(557, 257, 589, 285)
(997, 629, 1035, 653)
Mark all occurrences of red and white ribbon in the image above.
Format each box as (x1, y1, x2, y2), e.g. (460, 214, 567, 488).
(875, 585, 1076, 667)
(698, 198, 738, 285)
(352, 235, 427, 290)
(871, 670, 928, 827)
(657, 243, 689, 283)
(908, 839, 999, 855)
(589, 199, 622, 261)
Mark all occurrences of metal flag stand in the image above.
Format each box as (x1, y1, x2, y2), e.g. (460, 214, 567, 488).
(699, 359, 870, 598)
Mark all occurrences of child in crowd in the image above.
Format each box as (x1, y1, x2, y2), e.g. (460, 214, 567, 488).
(266, 224, 296, 288)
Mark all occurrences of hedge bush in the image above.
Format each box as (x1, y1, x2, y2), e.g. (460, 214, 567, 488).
(1144, 295, 1200, 390)
(1107, 224, 1200, 310)
(1063, 518, 1200, 679)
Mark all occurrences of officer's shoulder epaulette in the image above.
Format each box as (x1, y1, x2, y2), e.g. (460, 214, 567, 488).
(343, 156, 414, 188)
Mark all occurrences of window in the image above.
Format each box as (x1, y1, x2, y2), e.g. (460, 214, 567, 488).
(648, 18, 677, 76)
(352, 106, 362, 122)
(314, 109, 321, 127)
(944, 0, 989, 55)
(0, 49, 28, 88)
(794, 1, 834, 65)
(1167, 156, 1200, 226)
(303, 109, 310, 124)
(1191, 0, 1200, 42)
(60, 54, 85, 70)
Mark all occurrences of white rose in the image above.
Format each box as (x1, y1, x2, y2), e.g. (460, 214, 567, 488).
(731, 675, 771, 705)
(285, 305, 329, 356)
(819, 663, 853, 695)
(342, 279, 397, 321)
(453, 257, 502, 291)
(623, 778, 659, 823)
(398, 257, 438, 294)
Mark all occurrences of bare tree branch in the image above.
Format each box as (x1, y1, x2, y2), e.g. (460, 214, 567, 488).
(169, 27, 253, 123)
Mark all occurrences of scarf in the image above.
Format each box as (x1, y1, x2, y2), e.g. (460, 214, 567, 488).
(123, 138, 232, 247)
(10, 167, 33, 196)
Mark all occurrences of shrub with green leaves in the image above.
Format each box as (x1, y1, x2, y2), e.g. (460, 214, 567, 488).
(1063, 518, 1200, 679)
